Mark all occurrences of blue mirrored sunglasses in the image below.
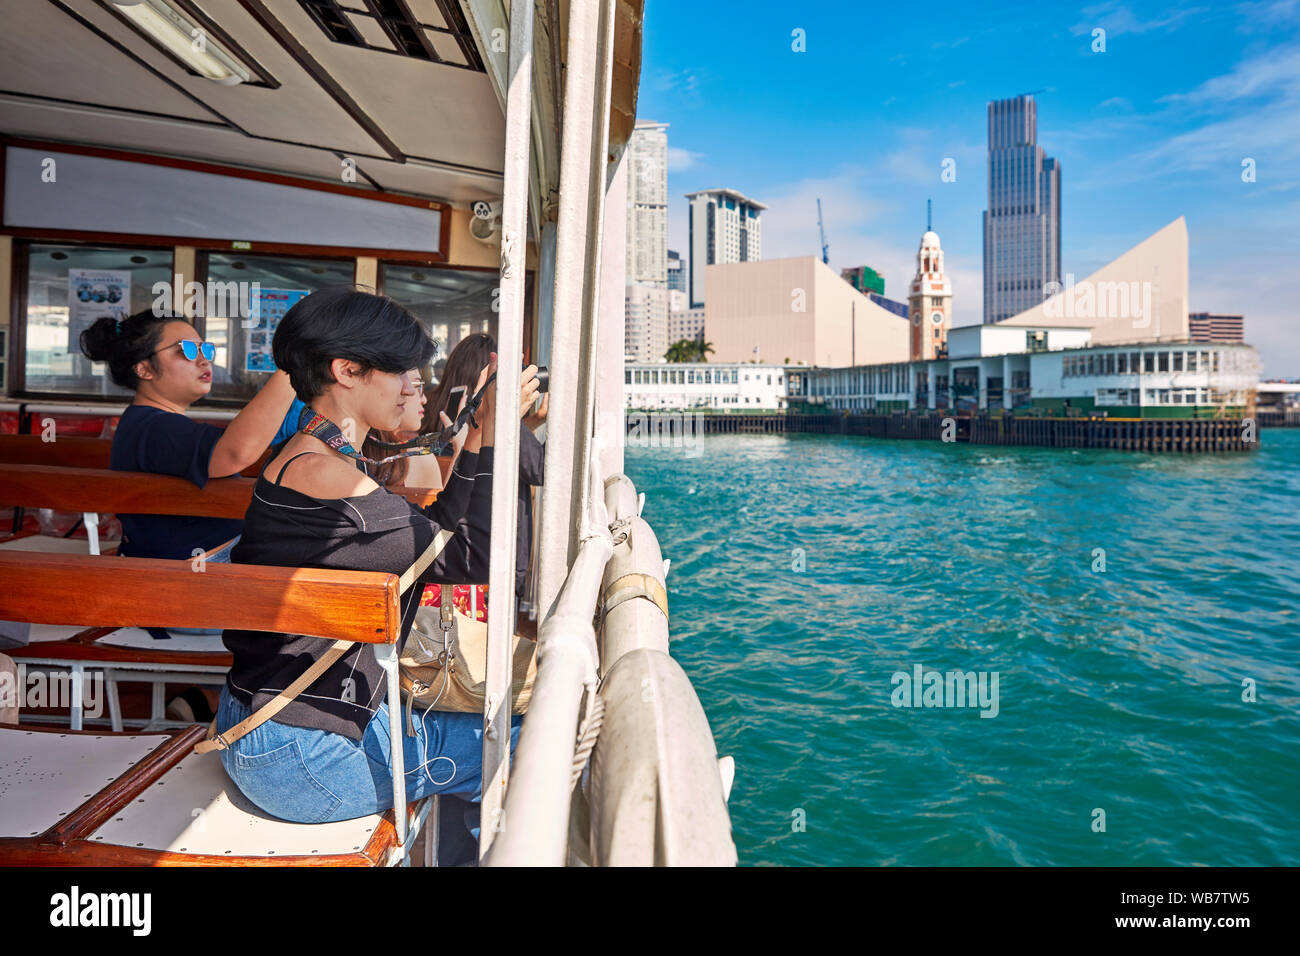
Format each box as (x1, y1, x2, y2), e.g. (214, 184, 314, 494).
(154, 339, 216, 361)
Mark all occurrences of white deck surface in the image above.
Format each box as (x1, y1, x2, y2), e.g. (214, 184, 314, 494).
(92, 750, 384, 858)
(0, 728, 169, 838)
(22, 625, 226, 653)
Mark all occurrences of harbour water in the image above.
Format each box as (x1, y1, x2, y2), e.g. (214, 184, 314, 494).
(625, 428, 1300, 866)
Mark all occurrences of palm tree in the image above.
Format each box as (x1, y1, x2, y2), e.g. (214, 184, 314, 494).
(693, 339, 716, 362)
(664, 339, 694, 363)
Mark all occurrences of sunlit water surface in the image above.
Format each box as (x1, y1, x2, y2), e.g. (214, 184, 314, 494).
(624, 428, 1300, 866)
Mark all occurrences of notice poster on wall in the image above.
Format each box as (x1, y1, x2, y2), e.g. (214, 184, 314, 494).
(68, 269, 132, 351)
(244, 288, 308, 373)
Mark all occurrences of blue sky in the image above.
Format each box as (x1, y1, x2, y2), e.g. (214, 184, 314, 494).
(637, 0, 1300, 377)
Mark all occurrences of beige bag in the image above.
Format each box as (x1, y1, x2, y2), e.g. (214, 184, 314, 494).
(398, 585, 536, 735)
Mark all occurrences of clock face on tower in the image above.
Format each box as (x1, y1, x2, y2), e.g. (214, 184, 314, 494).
(931, 311, 944, 326)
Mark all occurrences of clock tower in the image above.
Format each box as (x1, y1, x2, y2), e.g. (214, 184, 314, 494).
(908, 216, 952, 361)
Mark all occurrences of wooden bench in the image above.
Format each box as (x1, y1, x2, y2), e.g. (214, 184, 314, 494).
(0, 550, 430, 866)
(0, 462, 442, 548)
(0, 464, 439, 730)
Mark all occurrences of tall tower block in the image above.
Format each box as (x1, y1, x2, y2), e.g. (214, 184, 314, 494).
(908, 221, 952, 361)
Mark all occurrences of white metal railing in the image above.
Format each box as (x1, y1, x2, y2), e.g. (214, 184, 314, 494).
(484, 480, 612, 865)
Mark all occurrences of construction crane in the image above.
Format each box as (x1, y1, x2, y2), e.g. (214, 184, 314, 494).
(817, 198, 829, 265)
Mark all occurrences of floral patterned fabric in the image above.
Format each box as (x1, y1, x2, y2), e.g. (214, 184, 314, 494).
(419, 582, 489, 622)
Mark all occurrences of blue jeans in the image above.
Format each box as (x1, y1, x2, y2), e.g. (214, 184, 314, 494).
(214, 685, 522, 825)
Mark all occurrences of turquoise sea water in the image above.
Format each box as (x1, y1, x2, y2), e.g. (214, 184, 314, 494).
(624, 428, 1300, 866)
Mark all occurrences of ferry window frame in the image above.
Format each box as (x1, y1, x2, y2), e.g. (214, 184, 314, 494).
(195, 249, 359, 404)
(377, 261, 535, 382)
(9, 238, 177, 400)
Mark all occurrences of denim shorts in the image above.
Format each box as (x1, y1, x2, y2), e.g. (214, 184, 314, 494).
(214, 684, 522, 824)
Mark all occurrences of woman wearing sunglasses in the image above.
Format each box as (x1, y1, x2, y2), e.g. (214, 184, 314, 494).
(80, 310, 296, 564)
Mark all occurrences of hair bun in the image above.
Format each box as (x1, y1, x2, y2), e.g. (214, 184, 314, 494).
(79, 316, 122, 363)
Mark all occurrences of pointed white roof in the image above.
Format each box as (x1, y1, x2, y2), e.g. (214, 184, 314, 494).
(996, 217, 1189, 342)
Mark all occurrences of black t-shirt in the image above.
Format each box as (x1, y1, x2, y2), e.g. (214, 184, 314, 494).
(437, 421, 543, 600)
(517, 423, 545, 598)
(222, 447, 495, 741)
(109, 404, 245, 560)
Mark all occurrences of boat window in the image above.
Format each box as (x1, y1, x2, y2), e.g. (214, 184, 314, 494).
(199, 252, 356, 401)
(19, 242, 174, 398)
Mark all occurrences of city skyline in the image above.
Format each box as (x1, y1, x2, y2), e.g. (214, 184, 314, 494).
(637, 0, 1300, 377)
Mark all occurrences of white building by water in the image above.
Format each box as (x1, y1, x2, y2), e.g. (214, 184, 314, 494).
(799, 329, 1260, 417)
(624, 362, 793, 410)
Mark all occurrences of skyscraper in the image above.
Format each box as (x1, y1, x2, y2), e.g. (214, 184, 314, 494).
(983, 95, 1061, 324)
(625, 121, 669, 361)
(686, 188, 765, 307)
(626, 120, 668, 285)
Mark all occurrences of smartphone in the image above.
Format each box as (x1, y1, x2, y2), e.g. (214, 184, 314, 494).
(443, 385, 466, 423)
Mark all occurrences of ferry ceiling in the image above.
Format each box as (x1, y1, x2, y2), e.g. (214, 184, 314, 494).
(0, 0, 644, 239)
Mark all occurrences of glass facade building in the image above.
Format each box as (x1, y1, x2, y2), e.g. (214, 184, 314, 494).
(982, 95, 1061, 324)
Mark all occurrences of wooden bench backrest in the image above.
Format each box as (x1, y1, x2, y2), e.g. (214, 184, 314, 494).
(0, 551, 401, 644)
(0, 434, 454, 487)
(0, 434, 269, 477)
(0, 435, 112, 468)
(0, 463, 440, 516)
(0, 464, 253, 518)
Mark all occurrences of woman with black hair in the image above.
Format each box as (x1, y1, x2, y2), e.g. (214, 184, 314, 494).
(80, 309, 297, 563)
(213, 286, 540, 829)
(413, 332, 547, 605)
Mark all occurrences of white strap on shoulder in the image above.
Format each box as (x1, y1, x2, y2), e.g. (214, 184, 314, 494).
(398, 528, 455, 595)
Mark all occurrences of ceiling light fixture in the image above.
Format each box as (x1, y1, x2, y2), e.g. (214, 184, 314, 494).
(111, 0, 252, 85)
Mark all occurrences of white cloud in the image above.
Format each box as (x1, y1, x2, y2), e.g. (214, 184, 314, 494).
(1160, 45, 1300, 105)
(651, 69, 701, 97)
(666, 146, 702, 172)
(1071, 2, 1207, 36)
